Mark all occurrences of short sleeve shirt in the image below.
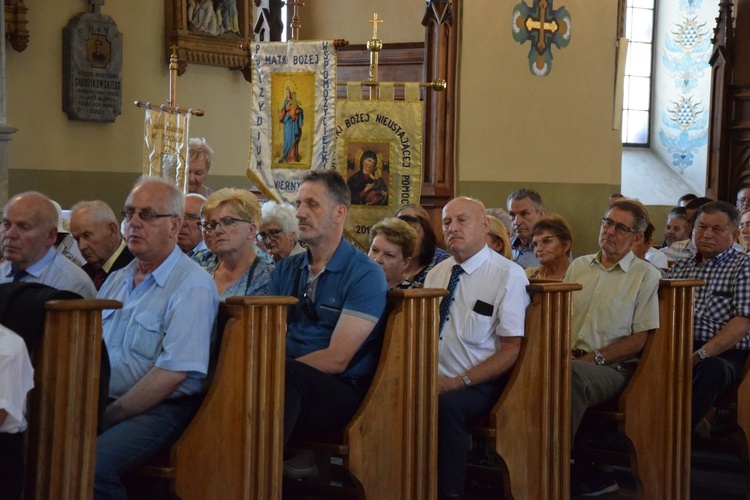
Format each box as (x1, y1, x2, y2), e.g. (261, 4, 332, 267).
(0, 326, 33, 433)
(668, 247, 750, 349)
(270, 238, 388, 378)
(425, 245, 530, 378)
(563, 251, 660, 352)
(99, 246, 219, 399)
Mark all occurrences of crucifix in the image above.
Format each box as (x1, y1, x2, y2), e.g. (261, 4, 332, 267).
(288, 0, 305, 41)
(367, 12, 384, 82)
(525, 0, 559, 53)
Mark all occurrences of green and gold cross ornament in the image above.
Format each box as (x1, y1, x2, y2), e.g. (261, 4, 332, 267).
(512, 0, 571, 77)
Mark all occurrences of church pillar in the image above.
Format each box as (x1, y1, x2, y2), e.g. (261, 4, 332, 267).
(0, 5, 18, 206)
(421, 0, 457, 228)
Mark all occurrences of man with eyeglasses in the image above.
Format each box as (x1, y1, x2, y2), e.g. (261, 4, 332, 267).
(177, 193, 207, 257)
(269, 170, 387, 479)
(668, 201, 750, 437)
(563, 198, 660, 496)
(69, 200, 134, 291)
(0, 191, 96, 298)
(94, 176, 219, 498)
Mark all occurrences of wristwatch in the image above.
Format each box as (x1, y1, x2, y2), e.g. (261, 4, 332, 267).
(460, 373, 472, 388)
(594, 350, 606, 366)
(697, 348, 710, 361)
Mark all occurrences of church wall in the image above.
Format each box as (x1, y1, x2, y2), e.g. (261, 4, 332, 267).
(456, 0, 624, 255)
(6, 0, 627, 256)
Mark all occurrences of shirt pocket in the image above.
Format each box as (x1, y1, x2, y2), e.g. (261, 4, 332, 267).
(705, 288, 733, 322)
(458, 309, 493, 346)
(130, 311, 165, 361)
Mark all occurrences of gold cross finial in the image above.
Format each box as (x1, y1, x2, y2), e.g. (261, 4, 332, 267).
(369, 13, 383, 39)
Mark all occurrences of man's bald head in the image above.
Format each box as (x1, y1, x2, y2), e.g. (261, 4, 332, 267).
(1, 192, 59, 270)
(441, 197, 490, 263)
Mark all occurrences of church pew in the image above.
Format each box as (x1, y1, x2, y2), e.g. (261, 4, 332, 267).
(133, 296, 297, 500)
(24, 298, 122, 500)
(574, 279, 703, 499)
(468, 281, 581, 500)
(284, 288, 446, 499)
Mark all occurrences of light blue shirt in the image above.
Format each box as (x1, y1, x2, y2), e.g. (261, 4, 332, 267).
(0, 247, 96, 299)
(99, 246, 219, 399)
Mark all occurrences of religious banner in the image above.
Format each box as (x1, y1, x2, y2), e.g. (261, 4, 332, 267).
(335, 83, 423, 250)
(248, 40, 336, 203)
(142, 109, 191, 192)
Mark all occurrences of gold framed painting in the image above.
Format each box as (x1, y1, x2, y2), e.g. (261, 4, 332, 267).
(165, 0, 254, 81)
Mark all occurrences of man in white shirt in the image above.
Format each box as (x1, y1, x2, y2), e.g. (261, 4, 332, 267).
(425, 197, 529, 498)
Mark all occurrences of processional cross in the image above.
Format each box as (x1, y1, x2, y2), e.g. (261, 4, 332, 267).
(288, 0, 306, 41)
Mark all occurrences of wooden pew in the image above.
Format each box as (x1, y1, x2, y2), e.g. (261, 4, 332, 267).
(574, 279, 702, 499)
(134, 296, 297, 500)
(285, 288, 446, 499)
(25, 298, 122, 500)
(469, 281, 581, 500)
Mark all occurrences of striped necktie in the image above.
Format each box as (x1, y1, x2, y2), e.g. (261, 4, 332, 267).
(438, 264, 464, 334)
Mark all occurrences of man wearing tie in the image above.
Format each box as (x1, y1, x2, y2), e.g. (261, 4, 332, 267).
(425, 197, 529, 498)
(0, 191, 95, 298)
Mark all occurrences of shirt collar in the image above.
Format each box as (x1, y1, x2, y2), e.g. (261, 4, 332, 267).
(510, 235, 531, 250)
(296, 237, 350, 274)
(101, 239, 127, 273)
(695, 245, 737, 265)
(591, 249, 637, 272)
(123, 245, 183, 288)
(453, 245, 492, 275)
(7, 246, 57, 278)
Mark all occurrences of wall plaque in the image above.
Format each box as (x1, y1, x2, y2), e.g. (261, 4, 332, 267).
(62, 9, 123, 122)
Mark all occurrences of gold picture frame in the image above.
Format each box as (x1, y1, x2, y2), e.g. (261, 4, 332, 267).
(166, 0, 254, 81)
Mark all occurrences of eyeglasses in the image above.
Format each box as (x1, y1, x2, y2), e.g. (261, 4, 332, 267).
(531, 236, 558, 249)
(300, 282, 319, 321)
(600, 218, 637, 235)
(256, 228, 284, 243)
(197, 217, 252, 233)
(120, 208, 177, 222)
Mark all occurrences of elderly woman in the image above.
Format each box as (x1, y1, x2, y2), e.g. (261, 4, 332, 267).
(188, 137, 214, 196)
(258, 201, 304, 261)
(198, 188, 273, 298)
(486, 215, 512, 259)
(525, 215, 573, 280)
(368, 217, 418, 289)
(396, 211, 449, 288)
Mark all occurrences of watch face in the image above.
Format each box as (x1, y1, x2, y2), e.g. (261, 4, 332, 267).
(595, 352, 605, 365)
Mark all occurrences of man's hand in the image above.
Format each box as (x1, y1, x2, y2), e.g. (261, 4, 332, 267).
(437, 376, 465, 395)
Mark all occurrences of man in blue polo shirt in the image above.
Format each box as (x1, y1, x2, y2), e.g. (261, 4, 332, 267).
(270, 170, 387, 478)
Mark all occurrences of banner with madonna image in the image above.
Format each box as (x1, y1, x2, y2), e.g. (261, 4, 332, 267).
(142, 108, 190, 192)
(247, 40, 336, 203)
(335, 82, 424, 250)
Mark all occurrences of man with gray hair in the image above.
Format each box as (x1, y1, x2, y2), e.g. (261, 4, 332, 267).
(668, 201, 750, 434)
(0, 191, 96, 298)
(94, 176, 219, 498)
(259, 200, 304, 261)
(177, 193, 207, 257)
(506, 188, 546, 268)
(70, 200, 134, 290)
(564, 198, 660, 495)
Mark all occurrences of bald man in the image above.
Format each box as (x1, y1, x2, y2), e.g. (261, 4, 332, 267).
(0, 192, 96, 298)
(425, 197, 529, 498)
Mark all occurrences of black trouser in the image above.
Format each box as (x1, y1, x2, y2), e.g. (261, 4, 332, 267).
(437, 378, 506, 496)
(692, 341, 749, 428)
(0, 431, 25, 500)
(283, 358, 370, 445)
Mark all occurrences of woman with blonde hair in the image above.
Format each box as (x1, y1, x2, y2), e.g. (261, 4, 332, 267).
(486, 215, 512, 259)
(198, 188, 273, 298)
(525, 215, 573, 280)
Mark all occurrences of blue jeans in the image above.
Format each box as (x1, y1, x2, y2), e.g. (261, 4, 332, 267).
(94, 398, 200, 500)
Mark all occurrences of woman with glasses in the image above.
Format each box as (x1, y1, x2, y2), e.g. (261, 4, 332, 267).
(258, 201, 305, 262)
(395, 205, 450, 288)
(367, 217, 418, 289)
(198, 188, 273, 298)
(525, 215, 573, 280)
(485, 215, 512, 259)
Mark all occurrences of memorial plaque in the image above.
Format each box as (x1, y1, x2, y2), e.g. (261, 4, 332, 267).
(62, 12, 123, 122)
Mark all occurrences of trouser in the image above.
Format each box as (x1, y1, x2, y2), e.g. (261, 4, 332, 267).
(437, 378, 506, 496)
(692, 341, 749, 428)
(94, 398, 201, 500)
(570, 360, 633, 444)
(0, 431, 25, 500)
(284, 358, 369, 445)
